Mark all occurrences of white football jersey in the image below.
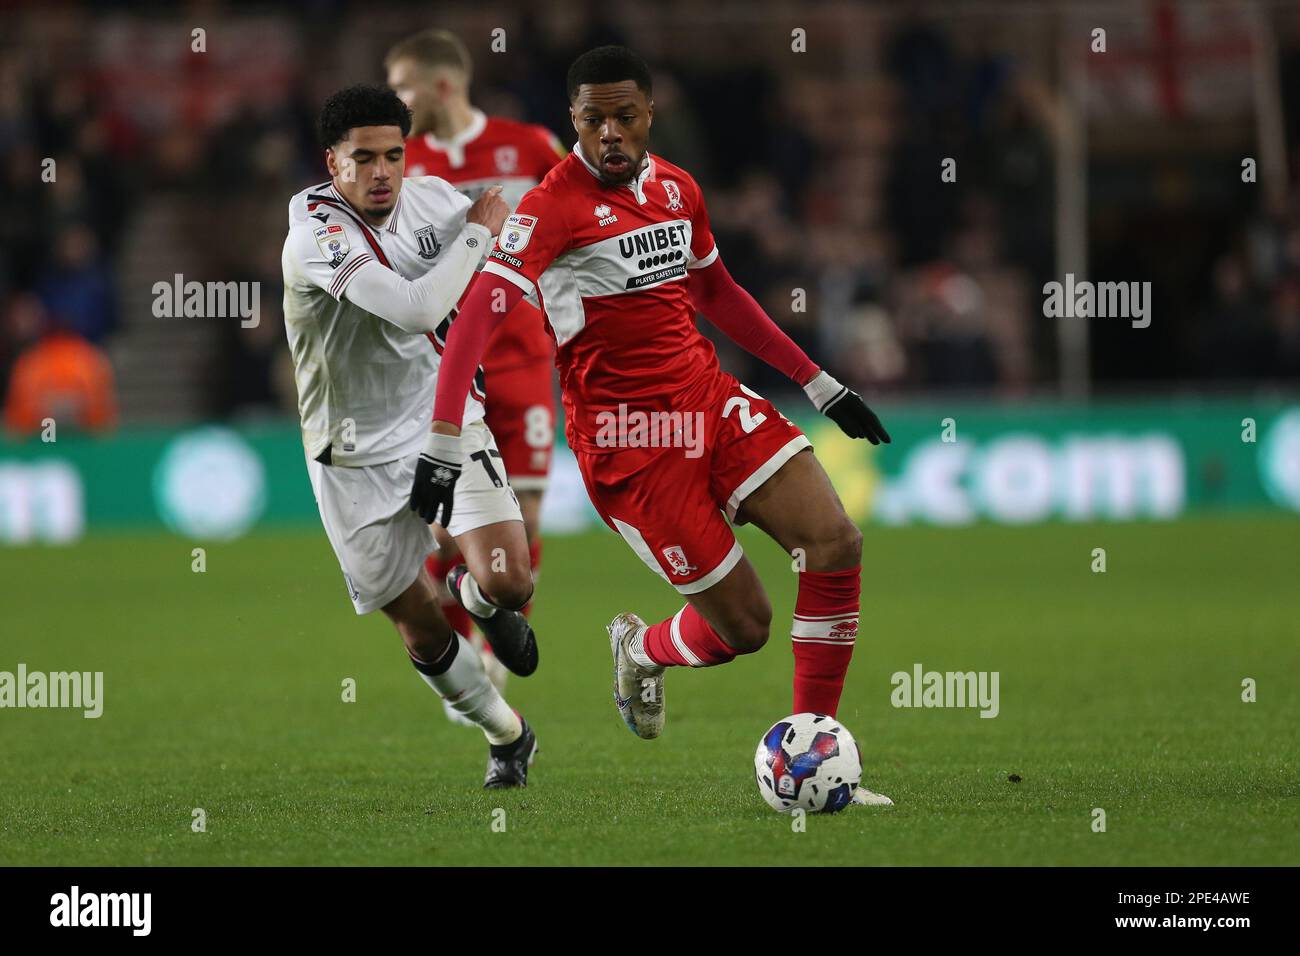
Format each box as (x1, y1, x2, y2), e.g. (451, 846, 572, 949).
(282, 177, 487, 466)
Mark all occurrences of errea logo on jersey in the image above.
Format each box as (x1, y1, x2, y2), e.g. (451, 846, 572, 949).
(595, 203, 618, 227)
(500, 214, 537, 253)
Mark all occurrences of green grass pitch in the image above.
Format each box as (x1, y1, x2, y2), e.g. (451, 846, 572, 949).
(1, 513, 1297, 866)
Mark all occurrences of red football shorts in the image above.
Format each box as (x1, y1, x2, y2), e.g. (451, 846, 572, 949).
(484, 358, 556, 491)
(575, 373, 810, 595)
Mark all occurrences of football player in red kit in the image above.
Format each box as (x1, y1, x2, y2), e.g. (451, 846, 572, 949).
(386, 30, 564, 701)
(416, 46, 893, 805)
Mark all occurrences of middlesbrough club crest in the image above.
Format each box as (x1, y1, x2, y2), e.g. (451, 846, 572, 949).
(494, 146, 518, 174)
(662, 179, 683, 211)
(662, 545, 697, 576)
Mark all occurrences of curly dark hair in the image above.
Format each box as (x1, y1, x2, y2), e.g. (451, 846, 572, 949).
(317, 84, 412, 148)
(566, 45, 653, 102)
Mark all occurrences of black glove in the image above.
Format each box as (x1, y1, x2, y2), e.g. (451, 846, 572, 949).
(803, 371, 891, 445)
(409, 432, 464, 526)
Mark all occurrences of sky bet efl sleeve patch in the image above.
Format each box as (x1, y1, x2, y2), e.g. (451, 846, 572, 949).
(314, 223, 350, 268)
(499, 214, 537, 254)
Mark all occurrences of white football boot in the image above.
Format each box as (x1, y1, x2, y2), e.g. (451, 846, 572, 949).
(851, 786, 894, 806)
(607, 612, 665, 739)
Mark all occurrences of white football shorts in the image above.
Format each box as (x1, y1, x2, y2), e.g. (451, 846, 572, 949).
(307, 420, 523, 614)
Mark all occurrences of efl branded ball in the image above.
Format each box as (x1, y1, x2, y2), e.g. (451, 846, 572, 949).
(754, 713, 861, 813)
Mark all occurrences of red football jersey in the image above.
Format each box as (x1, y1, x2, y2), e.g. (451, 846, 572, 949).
(405, 110, 565, 373)
(481, 150, 722, 455)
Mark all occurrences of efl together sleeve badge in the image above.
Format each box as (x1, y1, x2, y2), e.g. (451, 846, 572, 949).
(314, 223, 350, 268)
(499, 214, 537, 254)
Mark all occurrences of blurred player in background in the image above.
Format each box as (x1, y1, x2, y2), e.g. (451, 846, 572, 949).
(422, 47, 894, 806)
(282, 85, 540, 787)
(386, 30, 564, 717)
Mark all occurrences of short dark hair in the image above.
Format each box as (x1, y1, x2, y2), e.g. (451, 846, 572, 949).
(566, 45, 652, 102)
(385, 28, 472, 82)
(317, 84, 412, 149)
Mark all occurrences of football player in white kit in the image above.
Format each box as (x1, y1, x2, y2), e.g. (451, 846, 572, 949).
(282, 85, 539, 788)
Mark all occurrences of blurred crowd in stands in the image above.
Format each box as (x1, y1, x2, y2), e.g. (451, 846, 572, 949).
(2, 2, 1299, 436)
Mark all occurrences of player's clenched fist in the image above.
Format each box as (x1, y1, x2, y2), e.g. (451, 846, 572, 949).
(465, 184, 509, 236)
(803, 370, 892, 445)
(410, 431, 465, 526)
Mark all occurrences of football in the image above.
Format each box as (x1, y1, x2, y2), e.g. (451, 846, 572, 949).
(754, 713, 862, 813)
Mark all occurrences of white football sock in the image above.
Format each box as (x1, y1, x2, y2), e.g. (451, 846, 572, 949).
(457, 571, 498, 618)
(415, 634, 520, 745)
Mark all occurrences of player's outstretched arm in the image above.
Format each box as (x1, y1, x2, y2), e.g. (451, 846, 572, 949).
(344, 185, 510, 335)
(410, 270, 525, 525)
(689, 256, 819, 383)
(431, 270, 524, 433)
(689, 257, 890, 445)
(343, 222, 490, 333)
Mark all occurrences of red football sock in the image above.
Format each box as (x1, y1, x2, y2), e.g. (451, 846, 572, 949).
(641, 605, 738, 667)
(791, 567, 861, 716)
(425, 552, 474, 638)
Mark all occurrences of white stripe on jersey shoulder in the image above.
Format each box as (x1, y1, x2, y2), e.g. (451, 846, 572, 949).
(482, 260, 536, 297)
(289, 180, 335, 225)
(318, 183, 384, 241)
(688, 245, 719, 270)
(329, 252, 373, 300)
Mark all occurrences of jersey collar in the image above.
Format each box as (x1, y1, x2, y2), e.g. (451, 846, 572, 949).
(423, 108, 488, 168)
(384, 188, 403, 234)
(327, 181, 402, 235)
(572, 144, 656, 205)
